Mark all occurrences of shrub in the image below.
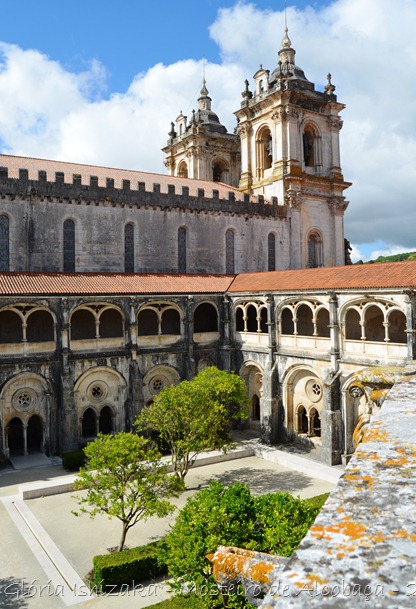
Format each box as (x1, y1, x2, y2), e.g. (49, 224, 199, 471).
(62, 449, 87, 471)
(254, 492, 321, 556)
(93, 540, 166, 590)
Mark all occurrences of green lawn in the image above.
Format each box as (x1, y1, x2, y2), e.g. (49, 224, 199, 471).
(152, 595, 203, 608)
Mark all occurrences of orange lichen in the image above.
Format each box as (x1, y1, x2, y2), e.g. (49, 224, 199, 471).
(326, 519, 367, 539)
(310, 525, 325, 539)
(249, 562, 274, 584)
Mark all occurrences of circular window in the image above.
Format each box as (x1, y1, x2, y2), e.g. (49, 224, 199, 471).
(150, 378, 164, 394)
(87, 382, 108, 403)
(13, 388, 37, 412)
(305, 379, 322, 403)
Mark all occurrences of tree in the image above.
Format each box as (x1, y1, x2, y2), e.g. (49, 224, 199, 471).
(136, 367, 248, 482)
(72, 432, 180, 552)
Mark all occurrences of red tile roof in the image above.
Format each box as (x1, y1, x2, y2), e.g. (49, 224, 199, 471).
(228, 260, 416, 292)
(0, 273, 235, 296)
(0, 154, 255, 202)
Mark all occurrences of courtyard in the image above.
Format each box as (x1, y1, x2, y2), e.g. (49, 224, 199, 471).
(0, 445, 338, 609)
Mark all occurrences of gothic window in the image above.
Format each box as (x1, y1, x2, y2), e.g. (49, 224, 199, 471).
(236, 308, 244, 332)
(0, 310, 22, 343)
(345, 309, 361, 340)
(245, 305, 257, 332)
(161, 309, 180, 335)
(260, 308, 268, 333)
(225, 229, 235, 274)
(387, 310, 407, 344)
(137, 308, 158, 336)
(296, 304, 314, 336)
(178, 227, 187, 273)
(99, 406, 112, 434)
(281, 308, 294, 335)
(310, 408, 321, 437)
(307, 232, 323, 268)
(63, 219, 75, 272)
(178, 161, 188, 178)
(303, 130, 315, 167)
(26, 310, 54, 342)
(70, 309, 96, 340)
(365, 305, 385, 342)
(0, 215, 9, 271)
(194, 303, 218, 333)
(296, 405, 308, 434)
(252, 395, 260, 421)
(124, 224, 134, 273)
(82, 408, 96, 437)
(268, 233, 276, 271)
(99, 309, 123, 338)
(316, 308, 330, 338)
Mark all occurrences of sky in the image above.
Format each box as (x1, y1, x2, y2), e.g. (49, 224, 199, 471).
(0, 0, 415, 262)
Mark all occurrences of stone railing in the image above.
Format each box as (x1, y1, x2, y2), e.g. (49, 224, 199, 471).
(258, 372, 416, 608)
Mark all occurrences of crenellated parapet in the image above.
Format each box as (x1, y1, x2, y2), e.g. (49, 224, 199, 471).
(0, 166, 286, 219)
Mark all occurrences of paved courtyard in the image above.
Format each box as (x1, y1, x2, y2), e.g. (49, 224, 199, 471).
(0, 451, 337, 609)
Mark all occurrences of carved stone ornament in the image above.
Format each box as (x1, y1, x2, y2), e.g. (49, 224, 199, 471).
(12, 388, 37, 413)
(87, 381, 108, 403)
(349, 385, 365, 399)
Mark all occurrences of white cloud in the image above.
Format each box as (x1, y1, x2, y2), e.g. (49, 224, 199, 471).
(1, 1, 416, 253)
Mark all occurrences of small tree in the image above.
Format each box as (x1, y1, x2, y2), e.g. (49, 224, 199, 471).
(136, 367, 248, 482)
(72, 432, 180, 552)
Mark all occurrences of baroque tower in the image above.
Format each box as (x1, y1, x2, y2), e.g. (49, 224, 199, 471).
(235, 29, 351, 267)
(163, 80, 240, 186)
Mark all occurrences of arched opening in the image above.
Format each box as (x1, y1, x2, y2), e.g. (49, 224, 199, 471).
(309, 408, 321, 437)
(8, 417, 24, 455)
(236, 308, 244, 332)
(26, 310, 54, 342)
(268, 233, 276, 271)
(281, 308, 294, 335)
(303, 128, 315, 167)
(99, 309, 123, 338)
(0, 214, 10, 271)
(178, 161, 188, 178)
(365, 305, 385, 342)
(27, 415, 43, 453)
(124, 223, 135, 273)
(251, 395, 260, 421)
(82, 408, 97, 438)
(256, 126, 273, 173)
(137, 308, 158, 336)
(307, 232, 323, 268)
(296, 304, 314, 336)
(99, 406, 112, 434)
(213, 160, 229, 183)
(388, 310, 407, 344)
(316, 308, 330, 338)
(161, 309, 180, 335)
(194, 303, 218, 333)
(246, 305, 257, 332)
(345, 308, 361, 340)
(0, 310, 22, 343)
(63, 219, 75, 272)
(296, 406, 308, 435)
(71, 309, 96, 340)
(259, 308, 268, 333)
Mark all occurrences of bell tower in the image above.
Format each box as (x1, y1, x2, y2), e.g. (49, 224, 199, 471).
(163, 80, 240, 186)
(235, 28, 351, 267)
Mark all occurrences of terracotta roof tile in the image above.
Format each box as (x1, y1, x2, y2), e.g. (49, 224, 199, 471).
(228, 260, 416, 292)
(0, 154, 257, 202)
(0, 272, 235, 296)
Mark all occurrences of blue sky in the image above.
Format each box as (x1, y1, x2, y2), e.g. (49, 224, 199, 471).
(1, 0, 416, 262)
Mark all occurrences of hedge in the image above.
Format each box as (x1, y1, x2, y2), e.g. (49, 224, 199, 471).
(62, 449, 87, 471)
(93, 540, 167, 590)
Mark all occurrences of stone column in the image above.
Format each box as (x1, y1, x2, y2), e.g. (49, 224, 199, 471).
(405, 291, 416, 360)
(320, 368, 342, 465)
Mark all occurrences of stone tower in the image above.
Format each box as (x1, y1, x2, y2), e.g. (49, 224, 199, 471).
(163, 80, 240, 186)
(235, 29, 351, 267)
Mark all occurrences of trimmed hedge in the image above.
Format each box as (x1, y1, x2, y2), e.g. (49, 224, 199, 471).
(62, 449, 87, 471)
(93, 540, 167, 589)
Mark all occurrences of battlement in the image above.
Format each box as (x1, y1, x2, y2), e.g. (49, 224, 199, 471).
(0, 165, 286, 218)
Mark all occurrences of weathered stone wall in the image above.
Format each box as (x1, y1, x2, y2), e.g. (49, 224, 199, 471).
(259, 373, 416, 608)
